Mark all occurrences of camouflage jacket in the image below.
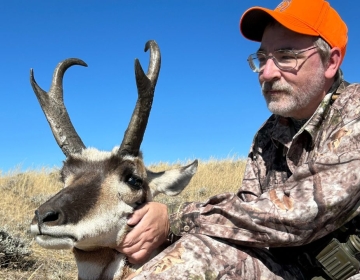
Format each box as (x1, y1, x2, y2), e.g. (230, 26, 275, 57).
(170, 77, 360, 250)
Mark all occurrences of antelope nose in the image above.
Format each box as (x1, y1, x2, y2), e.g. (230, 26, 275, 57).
(35, 209, 60, 225)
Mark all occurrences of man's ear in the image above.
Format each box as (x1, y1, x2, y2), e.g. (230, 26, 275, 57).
(324, 47, 341, 79)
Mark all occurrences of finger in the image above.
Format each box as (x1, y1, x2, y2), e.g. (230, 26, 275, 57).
(127, 249, 152, 264)
(118, 230, 144, 251)
(120, 234, 159, 258)
(119, 242, 142, 255)
(127, 204, 149, 225)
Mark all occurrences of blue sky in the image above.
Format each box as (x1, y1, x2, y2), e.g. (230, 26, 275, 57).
(1, 1, 359, 172)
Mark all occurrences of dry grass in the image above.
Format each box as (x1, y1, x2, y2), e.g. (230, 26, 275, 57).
(0, 168, 78, 279)
(0, 157, 246, 279)
(151, 157, 246, 213)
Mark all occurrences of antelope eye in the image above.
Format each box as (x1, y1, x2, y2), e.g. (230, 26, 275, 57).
(126, 175, 143, 190)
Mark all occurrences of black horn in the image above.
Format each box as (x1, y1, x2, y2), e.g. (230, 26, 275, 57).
(118, 40, 161, 157)
(30, 58, 87, 156)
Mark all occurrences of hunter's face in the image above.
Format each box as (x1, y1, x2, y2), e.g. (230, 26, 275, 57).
(258, 23, 327, 120)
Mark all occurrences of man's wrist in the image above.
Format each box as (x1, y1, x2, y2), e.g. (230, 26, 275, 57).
(167, 204, 184, 243)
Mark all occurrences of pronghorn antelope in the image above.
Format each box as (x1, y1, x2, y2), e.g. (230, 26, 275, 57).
(29, 40, 198, 280)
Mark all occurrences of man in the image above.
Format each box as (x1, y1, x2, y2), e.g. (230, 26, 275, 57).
(118, 0, 360, 279)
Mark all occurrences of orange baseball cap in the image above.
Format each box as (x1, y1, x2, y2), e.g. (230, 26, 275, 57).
(240, 0, 348, 64)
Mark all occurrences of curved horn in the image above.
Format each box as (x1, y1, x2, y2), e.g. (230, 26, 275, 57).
(30, 58, 87, 157)
(118, 40, 161, 156)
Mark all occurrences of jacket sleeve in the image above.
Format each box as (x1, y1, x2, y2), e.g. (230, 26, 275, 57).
(170, 86, 360, 248)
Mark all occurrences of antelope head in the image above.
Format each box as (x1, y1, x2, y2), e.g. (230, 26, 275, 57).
(29, 40, 197, 280)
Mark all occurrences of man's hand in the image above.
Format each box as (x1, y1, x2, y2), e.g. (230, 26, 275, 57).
(117, 202, 169, 264)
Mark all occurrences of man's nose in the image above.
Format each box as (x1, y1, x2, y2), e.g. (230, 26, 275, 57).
(260, 58, 281, 82)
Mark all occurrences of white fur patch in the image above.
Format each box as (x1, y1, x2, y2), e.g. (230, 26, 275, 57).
(71, 147, 114, 161)
(70, 146, 137, 162)
(77, 257, 125, 280)
(35, 235, 74, 249)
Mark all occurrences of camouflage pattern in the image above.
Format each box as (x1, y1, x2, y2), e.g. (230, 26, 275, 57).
(129, 234, 304, 279)
(129, 77, 360, 279)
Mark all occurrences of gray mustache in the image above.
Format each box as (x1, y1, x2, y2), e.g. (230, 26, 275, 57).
(262, 81, 292, 93)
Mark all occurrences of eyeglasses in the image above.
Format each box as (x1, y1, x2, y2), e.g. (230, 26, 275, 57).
(247, 46, 318, 73)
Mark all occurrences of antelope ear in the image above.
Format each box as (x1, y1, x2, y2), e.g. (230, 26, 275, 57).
(147, 160, 198, 197)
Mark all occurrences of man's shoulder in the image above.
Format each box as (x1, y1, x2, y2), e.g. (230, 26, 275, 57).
(333, 82, 360, 105)
(332, 82, 360, 123)
(334, 81, 360, 102)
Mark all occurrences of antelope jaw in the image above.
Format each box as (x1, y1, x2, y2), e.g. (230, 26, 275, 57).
(30, 224, 75, 249)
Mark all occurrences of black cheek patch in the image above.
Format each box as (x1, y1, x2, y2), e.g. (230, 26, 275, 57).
(41, 170, 103, 225)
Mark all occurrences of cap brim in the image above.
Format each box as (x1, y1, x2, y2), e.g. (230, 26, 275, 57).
(240, 7, 319, 42)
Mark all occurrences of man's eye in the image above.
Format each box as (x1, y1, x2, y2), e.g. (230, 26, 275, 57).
(256, 54, 267, 66)
(126, 176, 143, 190)
(276, 52, 295, 61)
(279, 55, 294, 60)
(258, 56, 267, 63)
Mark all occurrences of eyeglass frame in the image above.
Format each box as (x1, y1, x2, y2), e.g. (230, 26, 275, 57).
(247, 46, 318, 73)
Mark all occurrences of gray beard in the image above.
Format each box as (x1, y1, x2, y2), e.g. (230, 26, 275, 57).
(261, 66, 326, 118)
